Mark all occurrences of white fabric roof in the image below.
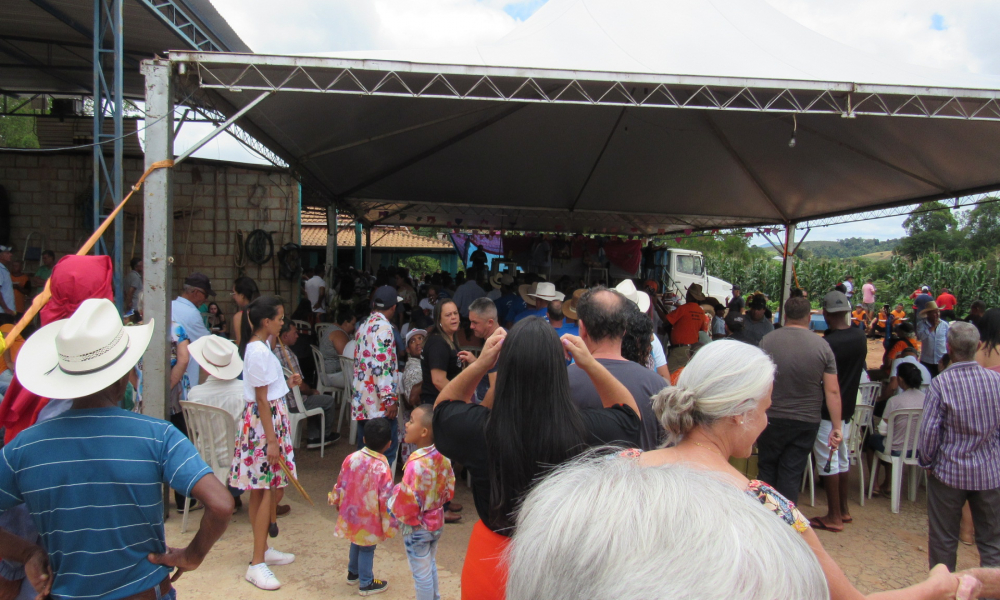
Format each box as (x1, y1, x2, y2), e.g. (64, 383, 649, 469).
(172, 0, 1000, 234)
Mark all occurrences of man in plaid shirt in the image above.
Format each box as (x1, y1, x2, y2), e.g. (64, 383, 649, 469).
(919, 321, 1000, 571)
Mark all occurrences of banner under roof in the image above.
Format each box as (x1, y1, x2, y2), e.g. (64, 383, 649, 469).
(167, 0, 1000, 234)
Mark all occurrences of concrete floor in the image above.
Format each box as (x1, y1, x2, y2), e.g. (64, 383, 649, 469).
(168, 338, 979, 598)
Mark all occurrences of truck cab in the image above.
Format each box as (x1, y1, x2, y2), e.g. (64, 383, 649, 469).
(657, 248, 733, 305)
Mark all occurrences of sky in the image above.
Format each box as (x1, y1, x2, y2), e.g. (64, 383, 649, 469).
(168, 0, 1000, 242)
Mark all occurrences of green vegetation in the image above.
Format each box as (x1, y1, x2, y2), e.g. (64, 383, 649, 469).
(398, 255, 440, 279)
(761, 238, 900, 259)
(0, 96, 40, 148)
(895, 200, 1000, 260)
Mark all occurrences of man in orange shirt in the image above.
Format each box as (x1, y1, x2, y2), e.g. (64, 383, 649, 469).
(0, 323, 24, 396)
(936, 288, 958, 321)
(666, 283, 708, 370)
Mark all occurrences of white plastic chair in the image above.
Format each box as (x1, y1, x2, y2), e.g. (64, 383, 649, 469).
(801, 454, 815, 507)
(283, 368, 326, 458)
(316, 323, 335, 340)
(868, 408, 924, 513)
(179, 401, 236, 533)
(292, 319, 312, 335)
(339, 355, 358, 445)
(857, 382, 881, 407)
(311, 345, 340, 397)
(848, 404, 874, 506)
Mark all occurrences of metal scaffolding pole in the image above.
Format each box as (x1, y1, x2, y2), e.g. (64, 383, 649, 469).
(140, 60, 173, 421)
(93, 0, 125, 310)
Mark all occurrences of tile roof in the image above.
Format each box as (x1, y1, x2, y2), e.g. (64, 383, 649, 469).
(300, 225, 453, 251)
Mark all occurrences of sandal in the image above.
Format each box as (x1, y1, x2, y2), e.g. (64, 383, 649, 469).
(808, 517, 844, 533)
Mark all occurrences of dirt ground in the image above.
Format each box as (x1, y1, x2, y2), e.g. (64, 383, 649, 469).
(165, 337, 958, 598)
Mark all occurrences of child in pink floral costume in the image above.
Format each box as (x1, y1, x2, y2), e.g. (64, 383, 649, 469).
(329, 417, 396, 595)
(389, 405, 455, 600)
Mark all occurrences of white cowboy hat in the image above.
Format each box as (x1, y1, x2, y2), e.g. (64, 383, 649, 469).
(615, 280, 651, 313)
(188, 335, 243, 380)
(529, 281, 565, 302)
(16, 298, 153, 399)
(490, 272, 514, 290)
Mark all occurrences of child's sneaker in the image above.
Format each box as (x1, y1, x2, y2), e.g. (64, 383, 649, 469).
(245, 563, 281, 590)
(264, 547, 295, 566)
(358, 578, 388, 595)
(346, 571, 359, 586)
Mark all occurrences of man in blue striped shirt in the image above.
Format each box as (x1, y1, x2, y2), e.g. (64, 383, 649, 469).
(0, 298, 232, 599)
(919, 321, 1000, 572)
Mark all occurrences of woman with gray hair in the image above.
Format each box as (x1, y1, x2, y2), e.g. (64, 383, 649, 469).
(639, 340, 981, 600)
(507, 457, 829, 600)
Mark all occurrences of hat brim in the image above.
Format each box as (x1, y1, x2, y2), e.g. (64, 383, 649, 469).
(489, 275, 502, 289)
(16, 319, 154, 399)
(635, 291, 650, 313)
(563, 300, 579, 320)
(518, 284, 536, 306)
(188, 335, 244, 380)
(919, 304, 940, 317)
(529, 292, 565, 302)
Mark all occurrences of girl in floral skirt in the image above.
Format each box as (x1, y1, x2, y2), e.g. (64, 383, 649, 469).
(230, 295, 300, 590)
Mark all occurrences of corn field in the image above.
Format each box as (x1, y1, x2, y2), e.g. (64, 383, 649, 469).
(704, 252, 1000, 314)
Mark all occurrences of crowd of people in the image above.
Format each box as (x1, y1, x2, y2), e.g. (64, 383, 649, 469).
(0, 251, 999, 599)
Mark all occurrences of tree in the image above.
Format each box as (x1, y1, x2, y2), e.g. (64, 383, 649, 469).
(398, 255, 440, 278)
(896, 201, 963, 259)
(961, 199, 1000, 256)
(0, 96, 41, 149)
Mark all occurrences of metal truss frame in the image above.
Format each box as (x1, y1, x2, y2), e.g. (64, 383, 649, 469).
(800, 191, 1000, 229)
(136, 0, 225, 53)
(92, 0, 125, 309)
(172, 52, 1000, 121)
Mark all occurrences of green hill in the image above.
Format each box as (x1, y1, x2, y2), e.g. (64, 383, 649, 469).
(761, 238, 899, 259)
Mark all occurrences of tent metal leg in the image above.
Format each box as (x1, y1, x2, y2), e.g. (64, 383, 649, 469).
(354, 221, 363, 271)
(326, 204, 338, 282)
(779, 223, 796, 326)
(140, 59, 174, 421)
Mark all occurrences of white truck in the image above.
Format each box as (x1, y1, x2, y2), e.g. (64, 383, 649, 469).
(654, 248, 734, 305)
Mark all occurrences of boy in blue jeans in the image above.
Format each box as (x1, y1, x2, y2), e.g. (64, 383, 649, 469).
(389, 405, 455, 600)
(329, 418, 396, 595)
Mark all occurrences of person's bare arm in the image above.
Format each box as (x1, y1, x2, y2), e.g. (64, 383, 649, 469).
(148, 474, 234, 582)
(878, 377, 898, 404)
(330, 330, 349, 355)
(169, 340, 190, 389)
(436, 329, 505, 407)
(0, 529, 51, 598)
(430, 369, 451, 395)
(561, 334, 640, 419)
(823, 372, 843, 449)
(656, 365, 670, 379)
(254, 386, 280, 465)
(232, 313, 242, 345)
(480, 371, 497, 409)
(408, 382, 422, 408)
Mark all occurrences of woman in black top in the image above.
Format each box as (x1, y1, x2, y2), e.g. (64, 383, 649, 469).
(419, 299, 463, 405)
(432, 317, 641, 600)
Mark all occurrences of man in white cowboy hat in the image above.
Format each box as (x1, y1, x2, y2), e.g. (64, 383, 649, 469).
(1, 298, 232, 600)
(614, 280, 669, 378)
(187, 335, 249, 510)
(917, 300, 949, 377)
(514, 281, 564, 324)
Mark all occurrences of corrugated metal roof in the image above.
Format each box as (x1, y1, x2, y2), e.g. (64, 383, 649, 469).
(301, 224, 452, 251)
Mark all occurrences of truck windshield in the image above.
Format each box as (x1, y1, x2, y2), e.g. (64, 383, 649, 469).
(677, 255, 703, 276)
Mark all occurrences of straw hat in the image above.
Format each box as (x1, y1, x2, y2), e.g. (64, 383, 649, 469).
(563, 289, 586, 320)
(490, 272, 514, 290)
(919, 300, 941, 318)
(188, 335, 243, 380)
(529, 281, 565, 302)
(518, 283, 538, 306)
(16, 298, 153, 399)
(700, 304, 716, 319)
(615, 280, 650, 313)
(686, 283, 706, 302)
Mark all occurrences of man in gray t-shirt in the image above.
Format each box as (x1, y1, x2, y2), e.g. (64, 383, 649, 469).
(756, 297, 842, 503)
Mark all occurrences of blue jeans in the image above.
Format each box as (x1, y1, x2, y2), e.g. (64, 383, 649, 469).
(0, 370, 12, 398)
(404, 528, 442, 600)
(356, 419, 399, 464)
(349, 543, 376, 588)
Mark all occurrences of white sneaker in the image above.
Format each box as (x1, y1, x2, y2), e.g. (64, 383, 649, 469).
(264, 547, 296, 566)
(246, 563, 281, 590)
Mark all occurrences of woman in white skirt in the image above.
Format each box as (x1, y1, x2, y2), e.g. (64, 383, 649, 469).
(230, 295, 299, 590)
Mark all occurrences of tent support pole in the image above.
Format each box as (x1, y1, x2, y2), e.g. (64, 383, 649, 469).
(140, 59, 173, 422)
(365, 225, 373, 273)
(354, 220, 363, 271)
(326, 204, 338, 281)
(779, 223, 796, 326)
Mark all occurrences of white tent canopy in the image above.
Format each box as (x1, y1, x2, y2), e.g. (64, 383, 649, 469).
(165, 0, 1000, 234)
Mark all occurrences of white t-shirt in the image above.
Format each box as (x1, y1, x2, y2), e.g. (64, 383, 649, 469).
(843, 280, 854, 298)
(890, 356, 932, 390)
(242, 340, 289, 402)
(650, 335, 668, 369)
(304, 275, 326, 313)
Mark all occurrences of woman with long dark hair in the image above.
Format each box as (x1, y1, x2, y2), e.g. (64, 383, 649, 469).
(231, 276, 259, 346)
(976, 308, 1000, 372)
(433, 317, 641, 600)
(230, 296, 299, 590)
(418, 299, 463, 405)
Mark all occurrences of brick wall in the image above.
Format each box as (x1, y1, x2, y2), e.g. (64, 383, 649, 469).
(1, 152, 301, 307)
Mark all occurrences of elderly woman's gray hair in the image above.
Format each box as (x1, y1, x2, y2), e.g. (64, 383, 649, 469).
(651, 340, 775, 445)
(947, 321, 980, 362)
(505, 454, 828, 600)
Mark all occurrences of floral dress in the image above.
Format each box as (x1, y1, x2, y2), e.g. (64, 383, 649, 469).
(168, 322, 191, 416)
(229, 340, 297, 490)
